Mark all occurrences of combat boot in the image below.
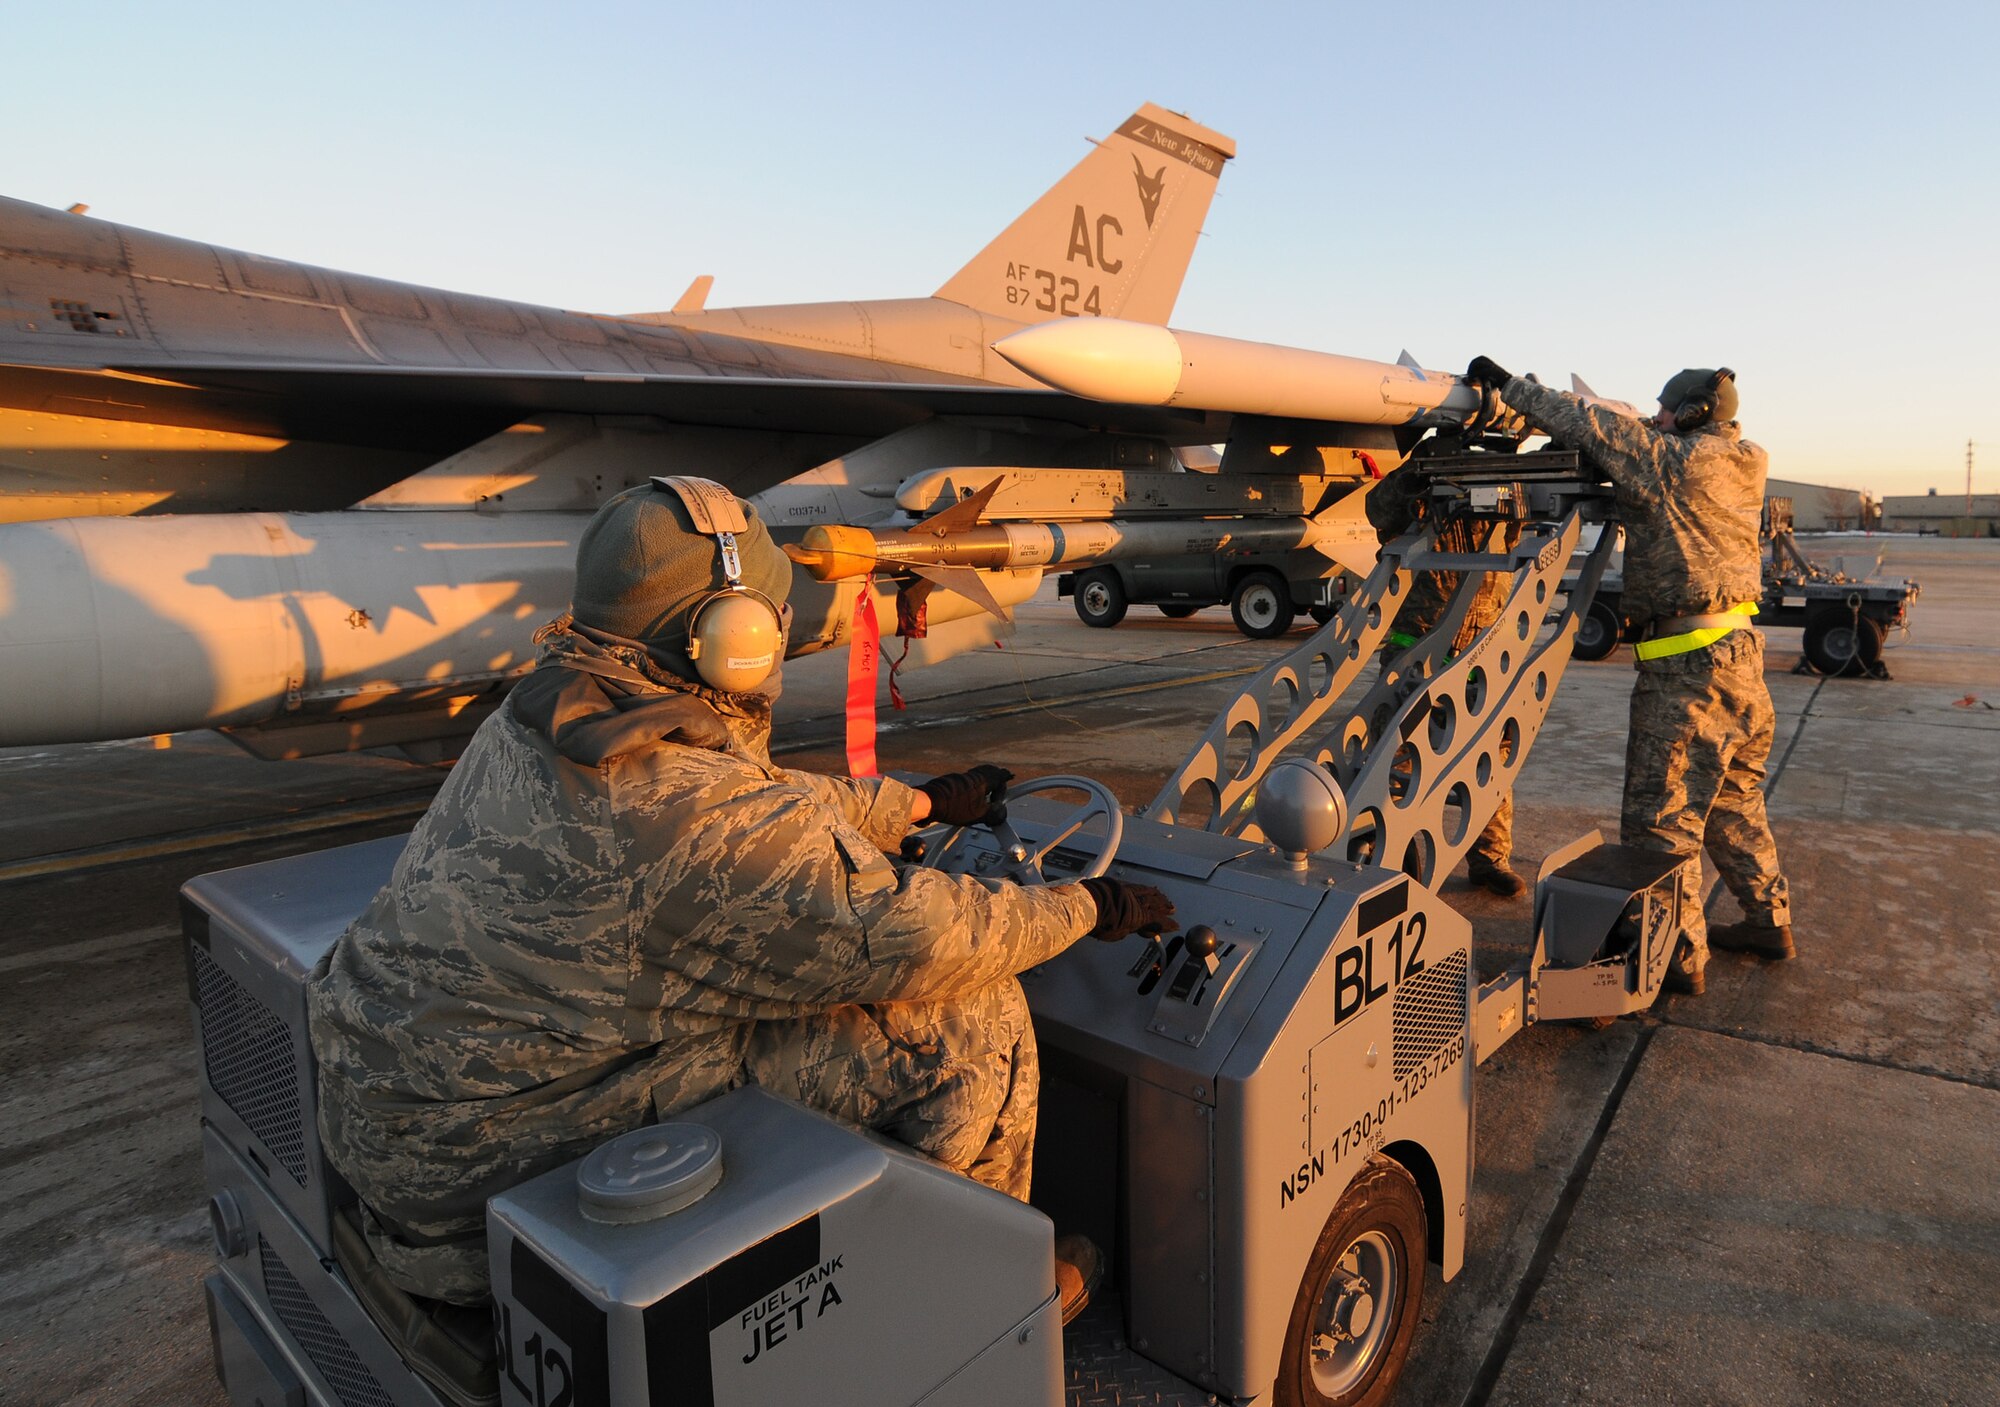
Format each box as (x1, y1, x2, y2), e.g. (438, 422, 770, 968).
(1662, 940, 1705, 997)
(1466, 858, 1527, 899)
(1055, 1234, 1104, 1326)
(1708, 920, 1795, 961)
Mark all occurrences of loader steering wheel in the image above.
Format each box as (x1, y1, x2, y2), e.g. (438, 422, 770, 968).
(910, 774, 1124, 883)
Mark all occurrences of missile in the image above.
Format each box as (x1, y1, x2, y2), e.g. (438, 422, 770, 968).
(786, 478, 1383, 596)
(994, 318, 1485, 426)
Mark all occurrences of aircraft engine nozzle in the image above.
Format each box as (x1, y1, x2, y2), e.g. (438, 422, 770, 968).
(996, 318, 1485, 427)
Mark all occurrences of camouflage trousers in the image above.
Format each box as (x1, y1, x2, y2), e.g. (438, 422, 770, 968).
(1622, 629, 1791, 969)
(1468, 793, 1512, 871)
(744, 976, 1038, 1201)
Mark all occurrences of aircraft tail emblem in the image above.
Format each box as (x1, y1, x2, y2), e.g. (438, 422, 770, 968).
(933, 102, 1234, 327)
(1132, 156, 1166, 228)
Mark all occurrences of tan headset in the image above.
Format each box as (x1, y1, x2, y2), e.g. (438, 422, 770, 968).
(650, 476, 786, 692)
(1673, 368, 1736, 432)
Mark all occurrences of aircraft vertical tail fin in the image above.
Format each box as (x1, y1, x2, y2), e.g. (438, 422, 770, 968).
(933, 103, 1234, 326)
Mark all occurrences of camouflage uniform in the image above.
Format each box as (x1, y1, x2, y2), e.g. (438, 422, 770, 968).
(1497, 379, 1792, 967)
(308, 624, 1094, 1304)
(1367, 477, 1516, 871)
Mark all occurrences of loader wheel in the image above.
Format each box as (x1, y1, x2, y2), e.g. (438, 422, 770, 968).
(1803, 606, 1884, 676)
(1158, 603, 1203, 619)
(1073, 569, 1128, 628)
(1275, 1156, 1426, 1407)
(1231, 570, 1297, 639)
(1571, 598, 1624, 662)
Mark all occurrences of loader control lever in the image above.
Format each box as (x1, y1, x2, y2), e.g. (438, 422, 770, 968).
(1183, 925, 1221, 974)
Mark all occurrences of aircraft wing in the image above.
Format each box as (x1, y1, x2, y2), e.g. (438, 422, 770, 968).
(75, 360, 1236, 443)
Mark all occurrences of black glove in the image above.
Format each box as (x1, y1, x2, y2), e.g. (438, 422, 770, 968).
(917, 764, 1013, 826)
(1465, 355, 1511, 388)
(1079, 878, 1176, 941)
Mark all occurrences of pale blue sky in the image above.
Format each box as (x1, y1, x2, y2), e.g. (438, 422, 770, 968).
(6, 0, 1994, 497)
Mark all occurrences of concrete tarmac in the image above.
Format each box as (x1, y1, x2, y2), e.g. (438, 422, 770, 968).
(0, 534, 1993, 1405)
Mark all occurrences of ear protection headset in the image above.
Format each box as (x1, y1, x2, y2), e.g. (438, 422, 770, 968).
(650, 475, 786, 692)
(1672, 367, 1736, 432)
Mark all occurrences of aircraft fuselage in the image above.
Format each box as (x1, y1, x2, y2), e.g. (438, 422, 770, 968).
(0, 196, 1053, 522)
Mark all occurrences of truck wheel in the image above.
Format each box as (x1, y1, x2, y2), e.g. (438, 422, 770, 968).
(1275, 1156, 1427, 1407)
(1571, 598, 1623, 662)
(1803, 607, 1884, 676)
(1073, 569, 1128, 628)
(1309, 604, 1338, 625)
(1159, 603, 1202, 619)
(1232, 570, 1297, 639)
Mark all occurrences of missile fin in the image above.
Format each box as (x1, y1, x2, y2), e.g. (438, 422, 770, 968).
(915, 476, 1005, 537)
(1310, 477, 1378, 523)
(1306, 479, 1386, 577)
(1568, 374, 1644, 419)
(1397, 350, 1428, 380)
(907, 563, 1012, 621)
(1312, 540, 1383, 579)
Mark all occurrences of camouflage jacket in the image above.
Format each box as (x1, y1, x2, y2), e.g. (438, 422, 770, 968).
(307, 635, 1095, 1261)
(1498, 378, 1767, 630)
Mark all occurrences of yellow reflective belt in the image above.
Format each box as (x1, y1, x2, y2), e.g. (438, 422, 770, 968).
(1633, 602, 1760, 661)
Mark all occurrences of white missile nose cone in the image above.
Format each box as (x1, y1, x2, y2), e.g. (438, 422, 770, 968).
(993, 318, 1185, 406)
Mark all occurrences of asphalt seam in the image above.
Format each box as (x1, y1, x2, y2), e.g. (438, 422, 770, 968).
(1661, 1019, 2000, 1094)
(1459, 1025, 1657, 1407)
(1685, 666, 1999, 1091)
(1467, 670, 1828, 1401)
(0, 921, 181, 974)
(0, 789, 442, 887)
(1768, 674, 1828, 791)
(773, 659, 1264, 753)
(0, 654, 1266, 882)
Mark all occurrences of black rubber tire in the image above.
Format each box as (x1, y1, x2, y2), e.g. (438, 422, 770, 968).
(1158, 603, 1203, 619)
(1231, 569, 1297, 639)
(1274, 1156, 1428, 1407)
(1571, 597, 1624, 662)
(1309, 603, 1338, 626)
(1803, 605, 1884, 676)
(1073, 569, 1128, 628)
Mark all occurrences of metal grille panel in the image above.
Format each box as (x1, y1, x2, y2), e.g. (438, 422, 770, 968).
(193, 944, 309, 1185)
(1392, 949, 1468, 1078)
(260, 1236, 395, 1407)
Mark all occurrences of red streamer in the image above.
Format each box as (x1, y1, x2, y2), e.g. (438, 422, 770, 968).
(845, 580, 881, 777)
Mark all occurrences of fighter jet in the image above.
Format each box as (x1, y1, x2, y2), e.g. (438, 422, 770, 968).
(0, 105, 1241, 753)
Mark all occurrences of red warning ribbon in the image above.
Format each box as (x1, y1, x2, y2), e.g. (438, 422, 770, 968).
(845, 579, 881, 777)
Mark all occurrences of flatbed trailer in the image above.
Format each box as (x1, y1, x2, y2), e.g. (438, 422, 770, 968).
(1569, 496, 1920, 676)
(186, 452, 1691, 1407)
